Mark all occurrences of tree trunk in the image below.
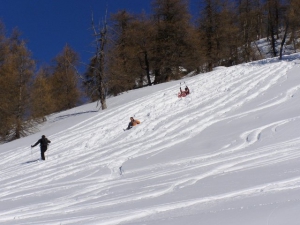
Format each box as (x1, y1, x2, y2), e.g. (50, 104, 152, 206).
(279, 22, 289, 60)
(144, 51, 151, 86)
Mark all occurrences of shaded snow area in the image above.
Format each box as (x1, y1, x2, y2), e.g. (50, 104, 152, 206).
(1, 54, 300, 225)
(254, 36, 300, 59)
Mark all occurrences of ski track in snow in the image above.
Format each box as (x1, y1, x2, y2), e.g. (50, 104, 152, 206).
(1, 56, 300, 224)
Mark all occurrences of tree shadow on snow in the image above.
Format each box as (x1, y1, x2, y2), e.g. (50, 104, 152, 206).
(53, 110, 98, 122)
(250, 54, 300, 66)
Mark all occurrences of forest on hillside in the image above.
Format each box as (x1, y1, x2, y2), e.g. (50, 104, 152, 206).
(0, 0, 299, 142)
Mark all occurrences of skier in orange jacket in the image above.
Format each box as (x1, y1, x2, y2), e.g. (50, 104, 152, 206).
(125, 117, 140, 130)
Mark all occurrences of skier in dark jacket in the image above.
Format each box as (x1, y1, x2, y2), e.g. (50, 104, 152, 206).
(31, 135, 51, 160)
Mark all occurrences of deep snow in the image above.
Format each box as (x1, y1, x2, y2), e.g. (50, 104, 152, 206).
(1, 54, 300, 225)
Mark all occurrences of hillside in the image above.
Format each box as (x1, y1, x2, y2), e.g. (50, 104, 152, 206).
(1, 54, 300, 225)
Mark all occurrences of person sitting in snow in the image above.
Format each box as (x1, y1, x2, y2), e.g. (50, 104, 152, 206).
(125, 117, 140, 130)
(179, 86, 190, 97)
(31, 135, 51, 160)
(184, 86, 190, 95)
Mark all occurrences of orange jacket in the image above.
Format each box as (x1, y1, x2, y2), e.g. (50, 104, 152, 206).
(132, 120, 140, 126)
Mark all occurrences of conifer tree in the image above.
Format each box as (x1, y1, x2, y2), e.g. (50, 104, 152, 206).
(198, 0, 218, 71)
(50, 45, 81, 112)
(31, 66, 55, 121)
(212, 0, 240, 66)
(287, 0, 300, 52)
(126, 13, 155, 87)
(266, 0, 283, 57)
(0, 30, 35, 141)
(0, 22, 11, 140)
(108, 10, 137, 95)
(237, 0, 263, 62)
(151, 0, 195, 82)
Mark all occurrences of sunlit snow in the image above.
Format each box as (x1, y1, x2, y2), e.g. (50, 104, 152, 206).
(1, 54, 300, 224)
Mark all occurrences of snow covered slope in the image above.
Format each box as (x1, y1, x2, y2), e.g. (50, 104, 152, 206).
(1, 54, 300, 225)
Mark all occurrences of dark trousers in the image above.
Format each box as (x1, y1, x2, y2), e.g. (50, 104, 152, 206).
(127, 122, 133, 130)
(41, 147, 47, 160)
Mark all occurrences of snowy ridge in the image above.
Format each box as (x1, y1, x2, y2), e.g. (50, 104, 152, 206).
(1, 54, 300, 224)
